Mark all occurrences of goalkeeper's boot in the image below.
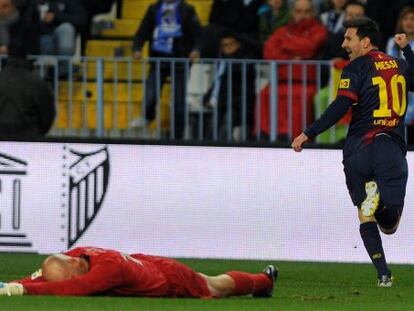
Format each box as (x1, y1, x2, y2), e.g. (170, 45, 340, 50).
(361, 181, 380, 217)
(253, 265, 278, 298)
(378, 275, 393, 287)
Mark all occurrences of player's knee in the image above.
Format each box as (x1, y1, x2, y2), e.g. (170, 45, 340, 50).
(375, 205, 402, 235)
(378, 220, 400, 235)
(203, 275, 235, 298)
(380, 227, 397, 235)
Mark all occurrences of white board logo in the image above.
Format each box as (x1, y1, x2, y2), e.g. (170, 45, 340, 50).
(65, 146, 110, 248)
(0, 152, 32, 250)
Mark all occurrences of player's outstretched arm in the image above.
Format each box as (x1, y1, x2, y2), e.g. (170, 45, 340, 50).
(291, 95, 354, 152)
(23, 260, 123, 296)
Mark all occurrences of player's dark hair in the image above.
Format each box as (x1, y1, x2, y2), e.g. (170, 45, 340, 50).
(343, 16, 380, 47)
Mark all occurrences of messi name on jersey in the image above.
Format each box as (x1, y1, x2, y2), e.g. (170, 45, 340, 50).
(374, 60, 398, 71)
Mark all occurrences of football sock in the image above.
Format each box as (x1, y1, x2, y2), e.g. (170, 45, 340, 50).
(226, 271, 272, 296)
(375, 206, 401, 230)
(359, 221, 391, 277)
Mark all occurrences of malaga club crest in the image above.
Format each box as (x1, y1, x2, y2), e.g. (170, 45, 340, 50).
(64, 146, 110, 248)
(0, 143, 111, 253)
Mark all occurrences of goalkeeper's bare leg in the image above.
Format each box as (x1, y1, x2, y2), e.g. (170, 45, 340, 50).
(199, 265, 278, 298)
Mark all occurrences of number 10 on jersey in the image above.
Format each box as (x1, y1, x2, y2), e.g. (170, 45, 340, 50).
(372, 74, 407, 118)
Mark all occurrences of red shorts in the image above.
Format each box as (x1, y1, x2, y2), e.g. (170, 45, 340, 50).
(131, 254, 212, 298)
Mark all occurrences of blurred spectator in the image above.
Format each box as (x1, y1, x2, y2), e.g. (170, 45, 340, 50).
(0, 37, 55, 137)
(319, 0, 346, 34)
(288, 0, 327, 15)
(201, 0, 264, 58)
(386, 6, 414, 143)
(320, 1, 365, 72)
(202, 31, 256, 140)
(0, 0, 40, 55)
(257, 0, 290, 44)
(36, 0, 87, 76)
(131, 0, 202, 139)
(264, 0, 326, 66)
(362, 1, 413, 49)
(82, 0, 114, 17)
(343, 0, 365, 20)
(0, 0, 19, 54)
(319, 0, 364, 83)
(386, 6, 414, 60)
(80, 0, 115, 51)
(257, 0, 327, 141)
(209, 0, 264, 35)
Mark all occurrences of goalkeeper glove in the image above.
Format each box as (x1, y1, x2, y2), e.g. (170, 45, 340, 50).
(0, 282, 25, 296)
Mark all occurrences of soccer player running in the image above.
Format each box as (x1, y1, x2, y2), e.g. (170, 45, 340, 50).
(292, 16, 414, 287)
(0, 246, 278, 298)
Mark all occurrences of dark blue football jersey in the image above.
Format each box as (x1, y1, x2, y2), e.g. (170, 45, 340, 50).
(337, 49, 413, 156)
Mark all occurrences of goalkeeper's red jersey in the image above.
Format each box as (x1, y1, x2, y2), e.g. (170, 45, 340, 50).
(16, 246, 212, 298)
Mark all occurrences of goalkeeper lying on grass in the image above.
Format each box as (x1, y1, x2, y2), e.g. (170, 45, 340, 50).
(0, 246, 278, 298)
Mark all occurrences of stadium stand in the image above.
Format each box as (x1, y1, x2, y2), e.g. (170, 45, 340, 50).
(55, 0, 209, 135)
(50, 0, 346, 141)
(56, 81, 171, 131)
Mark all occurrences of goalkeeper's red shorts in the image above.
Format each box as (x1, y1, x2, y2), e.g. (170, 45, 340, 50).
(131, 253, 212, 298)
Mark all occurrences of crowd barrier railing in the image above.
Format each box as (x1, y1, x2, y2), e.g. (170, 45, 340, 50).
(1, 56, 348, 143)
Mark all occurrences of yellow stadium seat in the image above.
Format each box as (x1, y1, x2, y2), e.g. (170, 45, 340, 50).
(122, 0, 152, 19)
(56, 82, 171, 130)
(58, 81, 143, 102)
(85, 40, 133, 57)
(122, 0, 211, 24)
(188, 0, 212, 24)
(101, 19, 140, 38)
(84, 60, 150, 80)
(85, 40, 148, 58)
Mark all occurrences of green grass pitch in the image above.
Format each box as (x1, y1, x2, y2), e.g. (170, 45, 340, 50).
(0, 253, 413, 310)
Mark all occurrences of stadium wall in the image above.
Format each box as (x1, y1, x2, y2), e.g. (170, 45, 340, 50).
(0, 139, 413, 264)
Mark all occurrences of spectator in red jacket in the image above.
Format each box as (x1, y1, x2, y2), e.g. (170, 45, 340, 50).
(0, 246, 278, 298)
(257, 0, 327, 141)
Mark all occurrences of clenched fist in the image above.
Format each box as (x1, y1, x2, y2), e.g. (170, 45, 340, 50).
(394, 33, 409, 49)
